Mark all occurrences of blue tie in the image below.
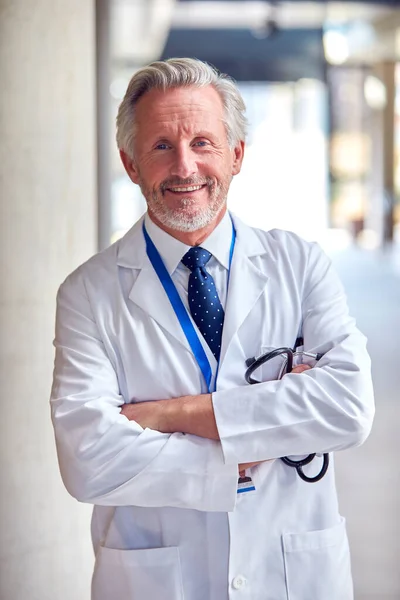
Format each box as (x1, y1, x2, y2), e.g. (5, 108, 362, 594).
(182, 247, 224, 362)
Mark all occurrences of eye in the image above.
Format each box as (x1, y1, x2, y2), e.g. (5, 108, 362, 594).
(155, 143, 170, 150)
(193, 140, 209, 147)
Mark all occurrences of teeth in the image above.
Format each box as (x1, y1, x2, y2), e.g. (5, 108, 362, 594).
(169, 185, 203, 192)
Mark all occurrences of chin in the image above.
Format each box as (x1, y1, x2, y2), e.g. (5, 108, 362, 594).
(150, 199, 226, 233)
(162, 213, 214, 232)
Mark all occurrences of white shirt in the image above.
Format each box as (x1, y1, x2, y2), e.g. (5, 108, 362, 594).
(144, 211, 234, 390)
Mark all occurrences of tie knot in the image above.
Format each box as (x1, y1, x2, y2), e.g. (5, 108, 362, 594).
(181, 247, 212, 271)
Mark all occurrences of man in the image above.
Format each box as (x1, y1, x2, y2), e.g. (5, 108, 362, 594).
(51, 58, 374, 600)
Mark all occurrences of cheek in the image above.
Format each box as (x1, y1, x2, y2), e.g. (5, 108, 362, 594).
(202, 154, 232, 176)
(140, 163, 168, 189)
(214, 160, 236, 183)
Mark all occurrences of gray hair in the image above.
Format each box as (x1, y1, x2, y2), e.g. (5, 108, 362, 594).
(116, 57, 247, 157)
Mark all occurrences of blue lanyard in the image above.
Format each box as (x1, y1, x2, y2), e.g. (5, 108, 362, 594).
(142, 217, 236, 393)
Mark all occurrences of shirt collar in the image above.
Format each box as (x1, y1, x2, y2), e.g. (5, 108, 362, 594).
(144, 210, 233, 275)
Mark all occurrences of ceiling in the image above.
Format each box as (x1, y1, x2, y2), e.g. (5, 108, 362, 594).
(159, 1, 400, 81)
(110, 1, 400, 83)
(161, 28, 326, 81)
(178, 0, 398, 5)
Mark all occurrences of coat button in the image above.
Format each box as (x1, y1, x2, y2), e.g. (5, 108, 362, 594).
(232, 575, 246, 590)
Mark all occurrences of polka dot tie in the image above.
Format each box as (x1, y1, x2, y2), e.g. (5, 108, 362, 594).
(181, 247, 224, 362)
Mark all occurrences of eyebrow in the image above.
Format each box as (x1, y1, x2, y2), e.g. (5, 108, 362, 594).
(151, 131, 217, 143)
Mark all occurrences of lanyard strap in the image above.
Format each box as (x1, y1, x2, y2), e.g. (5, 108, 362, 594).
(142, 217, 236, 393)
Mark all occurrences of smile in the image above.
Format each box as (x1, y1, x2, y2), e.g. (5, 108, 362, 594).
(167, 185, 205, 193)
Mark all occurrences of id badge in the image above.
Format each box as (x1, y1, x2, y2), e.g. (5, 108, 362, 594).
(237, 472, 256, 494)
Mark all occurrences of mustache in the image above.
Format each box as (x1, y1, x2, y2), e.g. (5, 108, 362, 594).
(160, 176, 213, 193)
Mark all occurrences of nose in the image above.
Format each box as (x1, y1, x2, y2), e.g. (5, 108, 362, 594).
(170, 145, 197, 179)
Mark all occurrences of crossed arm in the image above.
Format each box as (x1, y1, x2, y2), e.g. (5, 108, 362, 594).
(120, 363, 311, 472)
(51, 241, 374, 508)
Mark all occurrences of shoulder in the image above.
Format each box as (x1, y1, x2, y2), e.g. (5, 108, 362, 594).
(58, 217, 144, 298)
(257, 227, 312, 253)
(58, 241, 119, 298)
(232, 214, 320, 262)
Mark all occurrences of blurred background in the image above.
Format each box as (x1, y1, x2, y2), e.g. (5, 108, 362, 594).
(0, 0, 399, 598)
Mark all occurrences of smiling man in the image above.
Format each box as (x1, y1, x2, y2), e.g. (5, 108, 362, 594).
(121, 84, 239, 240)
(51, 58, 374, 600)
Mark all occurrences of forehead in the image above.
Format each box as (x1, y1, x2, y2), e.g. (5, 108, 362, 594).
(134, 85, 226, 137)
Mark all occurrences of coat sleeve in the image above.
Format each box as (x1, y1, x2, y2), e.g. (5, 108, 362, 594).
(212, 241, 375, 464)
(50, 270, 238, 509)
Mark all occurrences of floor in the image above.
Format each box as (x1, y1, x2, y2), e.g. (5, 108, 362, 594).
(330, 243, 400, 600)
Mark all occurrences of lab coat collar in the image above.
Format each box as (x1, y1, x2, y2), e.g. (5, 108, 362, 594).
(116, 211, 268, 268)
(142, 210, 233, 275)
(116, 211, 239, 271)
(116, 215, 146, 269)
(143, 214, 189, 275)
(219, 214, 270, 365)
(116, 211, 270, 362)
(116, 216, 191, 354)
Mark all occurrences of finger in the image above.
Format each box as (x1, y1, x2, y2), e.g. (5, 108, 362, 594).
(291, 364, 312, 374)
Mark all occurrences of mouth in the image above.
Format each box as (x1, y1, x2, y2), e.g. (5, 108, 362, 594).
(164, 184, 207, 195)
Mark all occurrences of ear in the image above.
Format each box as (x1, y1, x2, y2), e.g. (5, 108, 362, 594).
(231, 140, 245, 176)
(120, 150, 140, 184)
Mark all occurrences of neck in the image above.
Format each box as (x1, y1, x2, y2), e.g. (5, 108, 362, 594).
(148, 207, 227, 246)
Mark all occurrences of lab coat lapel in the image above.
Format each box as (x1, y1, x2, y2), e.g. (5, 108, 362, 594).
(116, 214, 270, 358)
(117, 217, 189, 352)
(220, 217, 269, 365)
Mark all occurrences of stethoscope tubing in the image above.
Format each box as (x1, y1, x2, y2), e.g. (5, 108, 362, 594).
(281, 453, 330, 483)
(244, 346, 329, 483)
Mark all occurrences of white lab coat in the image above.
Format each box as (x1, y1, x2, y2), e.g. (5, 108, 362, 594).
(51, 213, 374, 600)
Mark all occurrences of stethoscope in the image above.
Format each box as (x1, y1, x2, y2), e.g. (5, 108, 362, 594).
(244, 339, 330, 483)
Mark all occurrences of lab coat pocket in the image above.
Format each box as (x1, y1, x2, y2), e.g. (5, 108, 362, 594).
(282, 517, 353, 600)
(92, 545, 184, 600)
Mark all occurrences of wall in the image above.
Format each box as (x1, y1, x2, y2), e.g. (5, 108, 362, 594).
(0, 1, 97, 597)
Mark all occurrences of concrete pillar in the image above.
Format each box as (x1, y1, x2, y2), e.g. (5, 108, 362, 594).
(366, 62, 396, 246)
(367, 90, 385, 245)
(0, 1, 97, 599)
(381, 62, 396, 244)
(97, 0, 113, 251)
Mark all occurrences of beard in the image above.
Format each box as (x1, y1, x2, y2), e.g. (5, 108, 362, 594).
(138, 175, 231, 232)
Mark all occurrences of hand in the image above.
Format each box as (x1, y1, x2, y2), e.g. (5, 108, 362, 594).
(120, 394, 219, 440)
(120, 400, 167, 431)
(238, 461, 265, 477)
(291, 364, 312, 374)
(121, 365, 312, 441)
